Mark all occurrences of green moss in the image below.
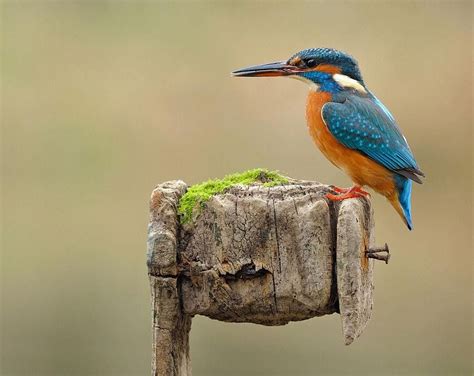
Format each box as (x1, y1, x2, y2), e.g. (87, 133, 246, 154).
(178, 168, 288, 224)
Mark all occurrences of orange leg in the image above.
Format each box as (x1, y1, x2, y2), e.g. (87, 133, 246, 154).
(326, 185, 371, 201)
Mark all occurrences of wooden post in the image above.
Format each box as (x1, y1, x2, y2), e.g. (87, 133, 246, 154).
(147, 179, 379, 376)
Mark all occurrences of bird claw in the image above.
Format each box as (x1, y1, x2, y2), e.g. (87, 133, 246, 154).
(326, 186, 371, 201)
(366, 243, 390, 264)
(329, 185, 351, 194)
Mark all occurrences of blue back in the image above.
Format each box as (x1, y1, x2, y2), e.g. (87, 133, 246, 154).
(322, 93, 419, 175)
(322, 91, 422, 229)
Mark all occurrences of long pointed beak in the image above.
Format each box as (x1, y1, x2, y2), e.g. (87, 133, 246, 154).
(232, 61, 297, 77)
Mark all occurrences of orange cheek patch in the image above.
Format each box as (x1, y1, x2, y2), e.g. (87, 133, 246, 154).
(313, 64, 341, 74)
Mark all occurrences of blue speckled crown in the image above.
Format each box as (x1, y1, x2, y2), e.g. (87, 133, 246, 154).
(289, 48, 363, 83)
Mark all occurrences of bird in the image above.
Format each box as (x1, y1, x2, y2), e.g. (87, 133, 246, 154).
(232, 48, 424, 230)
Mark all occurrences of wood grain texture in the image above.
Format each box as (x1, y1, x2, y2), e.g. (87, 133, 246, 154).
(147, 180, 187, 276)
(150, 276, 191, 376)
(180, 183, 336, 324)
(147, 179, 375, 375)
(336, 199, 374, 345)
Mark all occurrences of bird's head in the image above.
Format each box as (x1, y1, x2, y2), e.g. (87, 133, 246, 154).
(232, 48, 366, 94)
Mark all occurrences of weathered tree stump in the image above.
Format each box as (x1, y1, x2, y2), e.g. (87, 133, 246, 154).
(147, 179, 381, 376)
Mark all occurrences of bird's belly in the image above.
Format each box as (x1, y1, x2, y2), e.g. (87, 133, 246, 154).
(306, 91, 396, 196)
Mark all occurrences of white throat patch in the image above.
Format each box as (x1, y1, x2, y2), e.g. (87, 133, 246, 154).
(333, 74, 366, 93)
(289, 75, 320, 92)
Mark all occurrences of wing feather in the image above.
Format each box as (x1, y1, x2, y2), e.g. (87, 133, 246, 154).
(322, 94, 424, 183)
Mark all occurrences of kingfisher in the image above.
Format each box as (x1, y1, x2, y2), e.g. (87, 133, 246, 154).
(232, 48, 424, 230)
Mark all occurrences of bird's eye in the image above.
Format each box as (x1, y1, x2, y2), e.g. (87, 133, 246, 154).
(305, 59, 317, 68)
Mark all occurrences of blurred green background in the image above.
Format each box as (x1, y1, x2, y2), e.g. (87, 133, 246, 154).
(1, 1, 472, 375)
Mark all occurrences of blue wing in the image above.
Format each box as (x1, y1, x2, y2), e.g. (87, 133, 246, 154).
(322, 94, 424, 183)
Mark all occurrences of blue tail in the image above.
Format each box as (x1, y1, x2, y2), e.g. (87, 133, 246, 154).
(394, 175, 413, 230)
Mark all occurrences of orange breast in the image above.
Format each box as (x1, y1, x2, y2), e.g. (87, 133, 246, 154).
(306, 91, 396, 197)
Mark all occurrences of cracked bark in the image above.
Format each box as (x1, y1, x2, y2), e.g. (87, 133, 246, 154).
(148, 179, 375, 376)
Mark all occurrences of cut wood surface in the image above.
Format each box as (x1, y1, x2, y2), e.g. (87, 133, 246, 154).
(147, 179, 376, 376)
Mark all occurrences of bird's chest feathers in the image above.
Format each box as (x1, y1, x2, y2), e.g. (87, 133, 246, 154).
(305, 91, 395, 193)
(306, 91, 347, 166)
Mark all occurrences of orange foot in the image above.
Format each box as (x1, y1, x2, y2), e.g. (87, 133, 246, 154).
(329, 185, 351, 194)
(326, 186, 370, 201)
